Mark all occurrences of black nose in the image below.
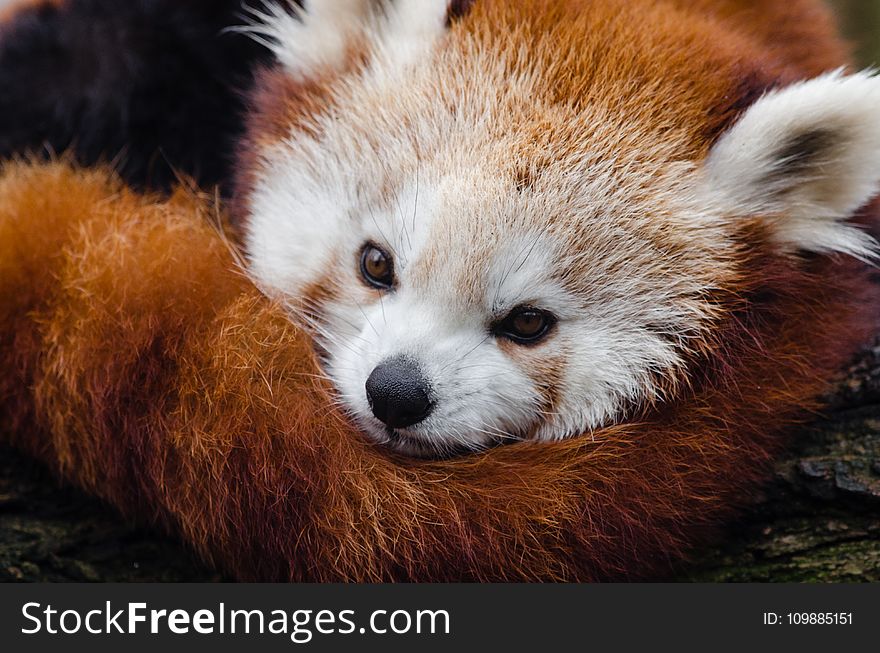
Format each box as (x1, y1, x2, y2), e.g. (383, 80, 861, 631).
(365, 357, 434, 429)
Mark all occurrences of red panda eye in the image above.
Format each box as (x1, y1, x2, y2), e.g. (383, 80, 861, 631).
(359, 244, 395, 290)
(494, 307, 556, 345)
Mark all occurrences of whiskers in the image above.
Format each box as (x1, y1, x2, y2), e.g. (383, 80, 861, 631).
(280, 296, 365, 361)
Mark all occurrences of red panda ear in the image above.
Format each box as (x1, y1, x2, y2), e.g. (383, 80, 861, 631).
(239, 0, 455, 80)
(236, 0, 371, 77)
(703, 70, 880, 261)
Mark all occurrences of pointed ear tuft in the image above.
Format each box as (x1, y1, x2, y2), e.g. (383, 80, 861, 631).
(704, 70, 880, 261)
(378, 0, 455, 66)
(235, 1, 455, 79)
(231, 0, 371, 77)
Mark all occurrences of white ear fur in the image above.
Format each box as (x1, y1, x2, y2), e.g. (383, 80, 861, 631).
(235, 0, 370, 77)
(704, 70, 880, 261)
(379, 0, 451, 66)
(238, 1, 451, 79)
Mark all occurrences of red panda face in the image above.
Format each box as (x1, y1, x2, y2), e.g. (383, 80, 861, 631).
(243, 79, 730, 455)
(241, 0, 880, 456)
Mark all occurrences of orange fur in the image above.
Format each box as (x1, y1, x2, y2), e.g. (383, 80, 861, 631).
(0, 160, 876, 581)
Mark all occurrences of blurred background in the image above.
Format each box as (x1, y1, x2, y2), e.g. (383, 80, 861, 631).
(0, 1, 869, 64)
(0, 1, 876, 63)
(830, 0, 880, 64)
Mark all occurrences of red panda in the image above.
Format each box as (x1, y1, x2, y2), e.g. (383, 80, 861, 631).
(0, 0, 878, 582)
(235, 0, 880, 457)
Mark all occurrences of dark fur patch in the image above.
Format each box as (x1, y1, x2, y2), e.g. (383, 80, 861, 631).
(446, 0, 477, 27)
(512, 163, 538, 193)
(703, 69, 779, 148)
(773, 128, 836, 177)
(0, 0, 284, 194)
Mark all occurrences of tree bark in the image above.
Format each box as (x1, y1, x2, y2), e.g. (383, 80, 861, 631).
(0, 446, 218, 582)
(683, 337, 880, 581)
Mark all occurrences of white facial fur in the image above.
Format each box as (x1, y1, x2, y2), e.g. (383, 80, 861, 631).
(243, 1, 880, 456)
